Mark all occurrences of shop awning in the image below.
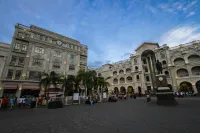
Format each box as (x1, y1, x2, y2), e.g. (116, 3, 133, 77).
(4, 84, 18, 89)
(22, 83, 40, 90)
(49, 84, 62, 89)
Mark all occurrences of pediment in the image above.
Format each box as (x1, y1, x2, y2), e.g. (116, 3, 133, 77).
(135, 42, 159, 52)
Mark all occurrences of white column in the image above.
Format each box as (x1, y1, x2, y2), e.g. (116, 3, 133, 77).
(193, 85, 198, 93)
(0, 90, 3, 97)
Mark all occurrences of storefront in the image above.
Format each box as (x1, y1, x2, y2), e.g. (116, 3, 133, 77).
(21, 83, 40, 97)
(3, 83, 18, 97)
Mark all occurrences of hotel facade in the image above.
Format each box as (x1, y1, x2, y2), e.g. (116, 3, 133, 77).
(0, 24, 88, 98)
(96, 42, 200, 94)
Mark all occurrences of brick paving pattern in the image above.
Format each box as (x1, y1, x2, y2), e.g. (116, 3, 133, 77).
(0, 98, 200, 133)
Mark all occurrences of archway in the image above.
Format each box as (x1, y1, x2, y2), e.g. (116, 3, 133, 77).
(141, 50, 157, 88)
(120, 86, 126, 94)
(196, 80, 200, 93)
(114, 87, 119, 94)
(180, 82, 193, 92)
(127, 86, 134, 94)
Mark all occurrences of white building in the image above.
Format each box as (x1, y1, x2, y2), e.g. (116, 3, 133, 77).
(96, 41, 200, 94)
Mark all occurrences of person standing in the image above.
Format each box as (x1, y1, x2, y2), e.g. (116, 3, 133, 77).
(0, 97, 2, 110)
(3, 97, 9, 111)
(146, 93, 150, 103)
(10, 97, 14, 110)
(19, 97, 23, 108)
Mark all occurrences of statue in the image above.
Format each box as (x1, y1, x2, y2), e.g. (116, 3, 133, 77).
(156, 60, 163, 74)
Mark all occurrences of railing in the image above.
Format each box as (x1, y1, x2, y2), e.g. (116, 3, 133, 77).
(16, 23, 30, 30)
(170, 40, 200, 50)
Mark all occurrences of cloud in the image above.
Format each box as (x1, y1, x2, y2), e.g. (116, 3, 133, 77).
(159, 25, 200, 47)
(183, 0, 197, 11)
(187, 11, 196, 17)
(158, 0, 198, 15)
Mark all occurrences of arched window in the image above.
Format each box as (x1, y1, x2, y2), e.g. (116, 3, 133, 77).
(113, 71, 117, 76)
(135, 66, 138, 71)
(126, 68, 131, 73)
(120, 77, 125, 83)
(113, 78, 118, 84)
(119, 70, 124, 75)
(165, 71, 169, 78)
(126, 76, 132, 83)
(136, 75, 140, 80)
(191, 66, 200, 75)
(174, 58, 185, 65)
(188, 55, 200, 63)
(177, 68, 189, 77)
(162, 60, 167, 65)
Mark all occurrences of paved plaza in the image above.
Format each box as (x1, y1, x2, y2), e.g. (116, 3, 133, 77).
(0, 98, 200, 133)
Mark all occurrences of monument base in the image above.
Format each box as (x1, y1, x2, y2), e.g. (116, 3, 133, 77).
(156, 91, 177, 106)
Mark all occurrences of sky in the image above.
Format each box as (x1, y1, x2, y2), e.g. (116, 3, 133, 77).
(0, 0, 200, 68)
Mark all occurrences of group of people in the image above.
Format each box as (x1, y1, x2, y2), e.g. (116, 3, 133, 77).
(174, 91, 195, 98)
(0, 97, 37, 111)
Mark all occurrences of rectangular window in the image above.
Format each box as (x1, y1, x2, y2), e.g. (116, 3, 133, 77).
(14, 43, 20, 50)
(22, 45, 27, 51)
(35, 47, 44, 54)
(53, 62, 60, 69)
(10, 56, 17, 65)
(32, 58, 42, 66)
(70, 44, 73, 49)
(70, 55, 75, 64)
(7, 69, 14, 79)
(18, 57, 25, 66)
(69, 65, 75, 71)
(15, 70, 22, 80)
(54, 51, 61, 57)
(29, 71, 41, 81)
(146, 76, 150, 82)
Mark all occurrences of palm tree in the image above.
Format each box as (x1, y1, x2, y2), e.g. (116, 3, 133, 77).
(97, 76, 110, 101)
(39, 71, 59, 99)
(77, 69, 97, 96)
(99, 77, 110, 91)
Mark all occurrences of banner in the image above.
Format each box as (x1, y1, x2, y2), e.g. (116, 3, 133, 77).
(103, 92, 107, 99)
(73, 93, 79, 101)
